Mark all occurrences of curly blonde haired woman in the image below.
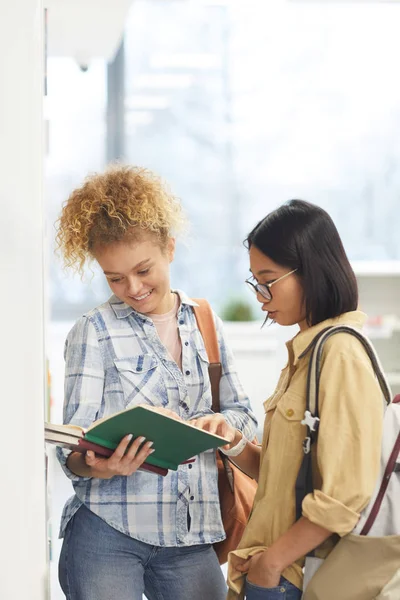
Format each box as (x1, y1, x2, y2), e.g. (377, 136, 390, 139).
(55, 165, 257, 600)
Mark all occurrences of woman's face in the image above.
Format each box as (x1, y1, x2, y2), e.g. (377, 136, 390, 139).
(249, 245, 308, 330)
(93, 235, 176, 315)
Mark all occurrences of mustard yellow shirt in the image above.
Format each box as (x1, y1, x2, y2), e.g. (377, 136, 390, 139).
(227, 311, 383, 599)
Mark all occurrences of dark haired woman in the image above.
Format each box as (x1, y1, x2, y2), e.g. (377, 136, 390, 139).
(197, 200, 383, 599)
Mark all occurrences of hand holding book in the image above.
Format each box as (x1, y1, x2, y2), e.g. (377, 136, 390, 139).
(82, 433, 155, 479)
(80, 405, 184, 479)
(82, 405, 184, 479)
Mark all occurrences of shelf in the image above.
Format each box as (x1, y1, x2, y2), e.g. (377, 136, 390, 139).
(230, 340, 278, 354)
(364, 321, 400, 340)
(388, 373, 400, 387)
(223, 321, 279, 354)
(352, 261, 400, 277)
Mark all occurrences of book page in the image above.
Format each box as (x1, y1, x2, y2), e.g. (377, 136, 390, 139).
(87, 404, 227, 441)
(45, 422, 84, 436)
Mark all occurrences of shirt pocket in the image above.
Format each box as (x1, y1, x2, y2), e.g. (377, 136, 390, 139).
(114, 354, 164, 408)
(275, 391, 305, 423)
(196, 346, 209, 366)
(192, 346, 213, 411)
(270, 391, 306, 449)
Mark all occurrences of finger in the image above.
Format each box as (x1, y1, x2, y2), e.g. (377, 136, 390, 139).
(85, 450, 97, 465)
(193, 417, 211, 431)
(208, 420, 221, 434)
(126, 442, 155, 474)
(219, 425, 235, 442)
(124, 437, 152, 461)
(207, 416, 227, 436)
(226, 428, 235, 442)
(112, 434, 136, 461)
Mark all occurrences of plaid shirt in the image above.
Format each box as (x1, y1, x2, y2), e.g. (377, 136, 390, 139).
(57, 290, 257, 546)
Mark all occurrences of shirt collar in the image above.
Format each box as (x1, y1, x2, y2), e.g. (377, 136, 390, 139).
(174, 289, 199, 308)
(289, 310, 367, 366)
(109, 290, 199, 320)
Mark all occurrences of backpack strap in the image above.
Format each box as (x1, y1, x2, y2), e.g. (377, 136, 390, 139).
(192, 299, 222, 414)
(305, 325, 391, 422)
(192, 299, 236, 490)
(295, 325, 391, 522)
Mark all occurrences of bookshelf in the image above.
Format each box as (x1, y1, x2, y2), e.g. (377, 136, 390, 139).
(355, 266, 400, 397)
(352, 261, 400, 277)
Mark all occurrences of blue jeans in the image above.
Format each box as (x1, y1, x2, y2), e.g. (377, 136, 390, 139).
(245, 576, 302, 600)
(59, 505, 227, 600)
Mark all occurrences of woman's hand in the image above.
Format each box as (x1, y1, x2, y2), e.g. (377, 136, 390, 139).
(236, 551, 282, 588)
(189, 413, 237, 446)
(85, 434, 154, 479)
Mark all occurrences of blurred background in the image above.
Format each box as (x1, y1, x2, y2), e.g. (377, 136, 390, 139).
(44, 1, 400, 598)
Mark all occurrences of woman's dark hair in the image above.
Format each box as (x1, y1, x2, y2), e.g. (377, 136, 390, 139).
(245, 200, 358, 326)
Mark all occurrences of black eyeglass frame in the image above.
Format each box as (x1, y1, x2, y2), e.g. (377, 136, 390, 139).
(245, 268, 298, 302)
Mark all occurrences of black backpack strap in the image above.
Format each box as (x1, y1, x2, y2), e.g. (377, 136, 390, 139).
(295, 325, 391, 522)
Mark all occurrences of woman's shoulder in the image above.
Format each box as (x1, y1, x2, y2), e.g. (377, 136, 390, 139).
(179, 292, 222, 328)
(67, 297, 119, 339)
(322, 327, 374, 366)
(307, 311, 370, 363)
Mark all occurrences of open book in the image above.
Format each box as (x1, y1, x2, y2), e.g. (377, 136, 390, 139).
(45, 404, 229, 474)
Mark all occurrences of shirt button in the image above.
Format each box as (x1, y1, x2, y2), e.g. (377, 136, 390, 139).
(190, 495, 194, 501)
(188, 464, 193, 469)
(184, 341, 189, 346)
(179, 319, 184, 325)
(185, 370, 190, 376)
(286, 408, 294, 417)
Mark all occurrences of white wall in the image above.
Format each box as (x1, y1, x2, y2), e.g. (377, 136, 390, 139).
(0, 1, 48, 598)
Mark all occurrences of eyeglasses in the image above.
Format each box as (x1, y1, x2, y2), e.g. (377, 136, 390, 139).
(245, 269, 298, 302)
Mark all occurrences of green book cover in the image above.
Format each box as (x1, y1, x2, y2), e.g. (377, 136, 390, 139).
(84, 405, 229, 471)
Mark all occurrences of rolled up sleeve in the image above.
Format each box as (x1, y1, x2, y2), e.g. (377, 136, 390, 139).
(302, 346, 383, 536)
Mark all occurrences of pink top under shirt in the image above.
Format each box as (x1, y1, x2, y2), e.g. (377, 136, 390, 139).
(148, 292, 182, 370)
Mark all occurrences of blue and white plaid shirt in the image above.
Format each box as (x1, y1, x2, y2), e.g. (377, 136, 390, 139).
(57, 290, 257, 547)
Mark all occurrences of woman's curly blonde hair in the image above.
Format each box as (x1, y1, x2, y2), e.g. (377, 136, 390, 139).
(56, 165, 187, 273)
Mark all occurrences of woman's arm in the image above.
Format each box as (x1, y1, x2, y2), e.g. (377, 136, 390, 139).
(224, 429, 262, 481)
(189, 418, 262, 480)
(57, 317, 152, 481)
(237, 517, 331, 587)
